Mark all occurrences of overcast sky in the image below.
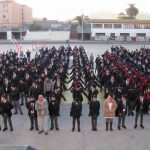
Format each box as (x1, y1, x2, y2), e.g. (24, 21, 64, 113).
(16, 0, 149, 20)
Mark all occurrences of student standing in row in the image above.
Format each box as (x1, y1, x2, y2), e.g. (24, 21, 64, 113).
(89, 95, 100, 131)
(49, 95, 60, 131)
(134, 93, 148, 129)
(0, 95, 13, 131)
(104, 94, 117, 131)
(36, 94, 49, 135)
(26, 96, 38, 131)
(70, 98, 82, 132)
(117, 95, 127, 130)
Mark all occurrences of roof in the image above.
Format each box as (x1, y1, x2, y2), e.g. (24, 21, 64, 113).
(90, 19, 150, 24)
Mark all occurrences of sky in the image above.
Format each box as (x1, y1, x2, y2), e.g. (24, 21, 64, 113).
(15, 0, 150, 20)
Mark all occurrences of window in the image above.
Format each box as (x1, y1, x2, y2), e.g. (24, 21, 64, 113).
(144, 24, 150, 29)
(113, 24, 122, 28)
(136, 33, 146, 37)
(92, 24, 103, 28)
(120, 33, 130, 36)
(96, 33, 105, 36)
(104, 24, 112, 28)
(134, 24, 143, 29)
(123, 24, 134, 29)
(3, 15, 6, 18)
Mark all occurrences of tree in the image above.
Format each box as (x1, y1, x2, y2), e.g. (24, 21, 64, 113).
(73, 14, 89, 25)
(43, 17, 47, 21)
(126, 4, 139, 19)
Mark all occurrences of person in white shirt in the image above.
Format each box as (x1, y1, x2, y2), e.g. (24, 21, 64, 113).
(36, 94, 49, 135)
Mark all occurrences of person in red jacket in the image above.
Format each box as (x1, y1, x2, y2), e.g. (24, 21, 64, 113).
(145, 88, 150, 113)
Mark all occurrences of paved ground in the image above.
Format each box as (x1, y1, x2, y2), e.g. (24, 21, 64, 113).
(0, 92, 150, 150)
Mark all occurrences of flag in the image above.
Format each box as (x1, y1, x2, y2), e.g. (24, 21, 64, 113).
(10, 34, 21, 57)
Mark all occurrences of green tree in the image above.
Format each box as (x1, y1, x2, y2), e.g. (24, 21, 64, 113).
(73, 14, 89, 25)
(126, 4, 139, 19)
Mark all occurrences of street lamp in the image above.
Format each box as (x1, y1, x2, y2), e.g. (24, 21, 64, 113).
(81, 14, 84, 41)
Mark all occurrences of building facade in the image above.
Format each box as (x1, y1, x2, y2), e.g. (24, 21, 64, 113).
(90, 19, 150, 41)
(0, 0, 32, 29)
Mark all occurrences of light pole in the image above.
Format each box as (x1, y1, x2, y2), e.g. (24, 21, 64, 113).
(81, 14, 84, 41)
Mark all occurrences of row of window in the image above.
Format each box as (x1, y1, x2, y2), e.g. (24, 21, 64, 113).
(95, 33, 146, 37)
(92, 24, 150, 29)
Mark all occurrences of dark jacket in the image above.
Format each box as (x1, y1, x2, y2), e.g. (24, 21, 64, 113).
(0, 100, 13, 117)
(10, 88, 20, 101)
(89, 100, 100, 116)
(70, 101, 82, 117)
(26, 100, 37, 116)
(48, 100, 59, 116)
(29, 86, 43, 100)
(135, 98, 148, 113)
(71, 88, 88, 102)
(117, 100, 127, 115)
(88, 89, 99, 101)
(107, 80, 118, 94)
(19, 82, 28, 94)
(11, 76, 19, 87)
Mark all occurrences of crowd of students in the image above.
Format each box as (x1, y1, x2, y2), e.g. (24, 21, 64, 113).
(0, 45, 149, 134)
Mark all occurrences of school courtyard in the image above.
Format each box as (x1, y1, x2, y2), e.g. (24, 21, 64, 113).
(0, 100, 150, 150)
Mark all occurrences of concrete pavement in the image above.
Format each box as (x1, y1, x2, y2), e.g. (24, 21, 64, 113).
(0, 100, 150, 150)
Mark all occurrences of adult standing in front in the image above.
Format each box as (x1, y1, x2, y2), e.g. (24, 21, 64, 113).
(134, 93, 148, 129)
(117, 95, 127, 130)
(104, 94, 117, 131)
(89, 95, 100, 131)
(48, 95, 60, 131)
(70, 98, 82, 132)
(36, 94, 49, 135)
(0, 95, 13, 131)
(26, 96, 38, 131)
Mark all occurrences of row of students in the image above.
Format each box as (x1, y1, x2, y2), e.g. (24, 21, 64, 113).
(0, 92, 148, 133)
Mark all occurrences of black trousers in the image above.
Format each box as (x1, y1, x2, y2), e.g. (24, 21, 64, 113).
(51, 116, 58, 129)
(45, 91, 51, 103)
(135, 111, 143, 125)
(29, 114, 38, 129)
(2, 114, 13, 129)
(118, 112, 126, 127)
(72, 117, 80, 129)
(91, 115, 98, 129)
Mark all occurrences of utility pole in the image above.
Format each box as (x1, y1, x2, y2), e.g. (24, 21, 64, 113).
(81, 13, 84, 41)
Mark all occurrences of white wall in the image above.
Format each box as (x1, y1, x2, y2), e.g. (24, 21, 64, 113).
(91, 28, 150, 37)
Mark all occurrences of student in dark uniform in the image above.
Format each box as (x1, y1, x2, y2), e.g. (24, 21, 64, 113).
(134, 93, 148, 129)
(53, 87, 67, 104)
(2, 76, 10, 99)
(29, 82, 43, 101)
(18, 79, 28, 105)
(10, 84, 23, 115)
(0, 94, 13, 131)
(89, 95, 100, 131)
(26, 96, 38, 131)
(70, 98, 82, 132)
(88, 84, 99, 103)
(117, 95, 128, 130)
(49, 95, 60, 131)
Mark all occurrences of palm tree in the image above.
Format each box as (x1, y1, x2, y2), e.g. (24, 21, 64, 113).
(126, 4, 139, 19)
(73, 14, 89, 26)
